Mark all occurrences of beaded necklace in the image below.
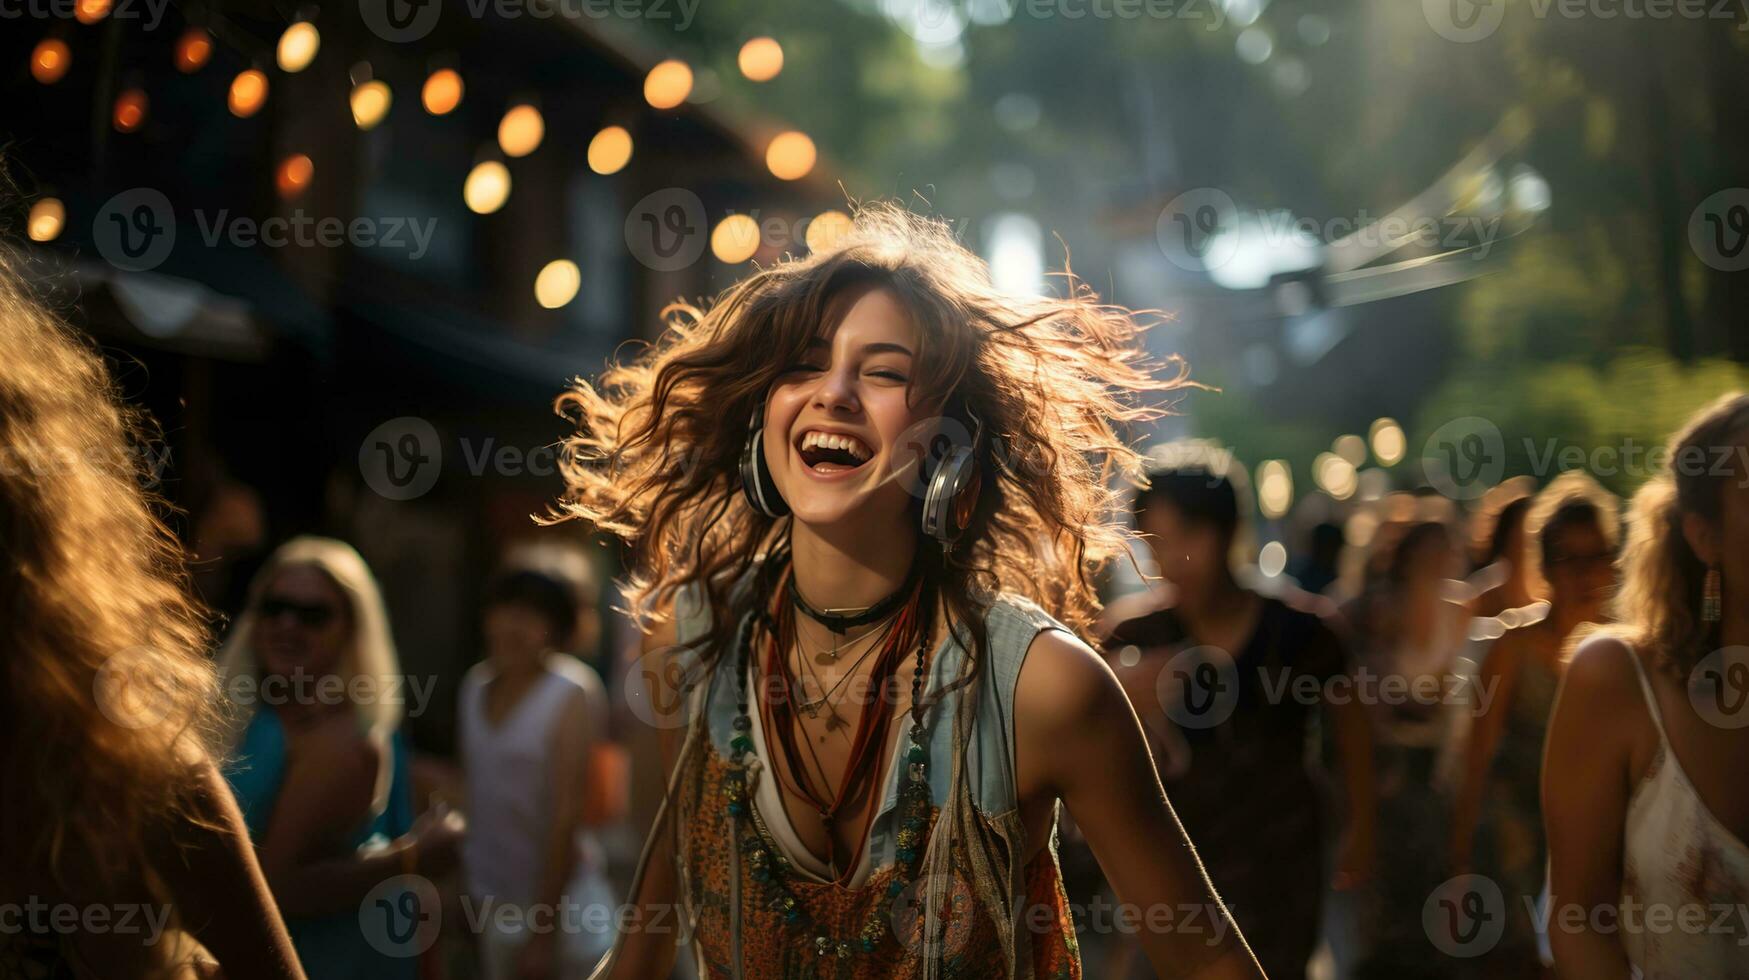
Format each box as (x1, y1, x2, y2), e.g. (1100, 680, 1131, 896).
(723, 579, 938, 961)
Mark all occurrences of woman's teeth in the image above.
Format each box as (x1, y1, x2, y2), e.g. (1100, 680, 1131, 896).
(798, 430, 872, 461)
(797, 429, 872, 472)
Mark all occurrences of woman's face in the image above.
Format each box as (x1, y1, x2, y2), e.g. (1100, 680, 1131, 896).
(253, 565, 352, 682)
(1542, 520, 1616, 622)
(483, 602, 554, 673)
(763, 288, 933, 531)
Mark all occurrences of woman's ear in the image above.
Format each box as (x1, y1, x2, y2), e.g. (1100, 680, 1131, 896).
(1682, 510, 1720, 568)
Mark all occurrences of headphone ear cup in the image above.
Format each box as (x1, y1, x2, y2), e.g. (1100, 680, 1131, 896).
(921, 445, 977, 544)
(740, 424, 790, 518)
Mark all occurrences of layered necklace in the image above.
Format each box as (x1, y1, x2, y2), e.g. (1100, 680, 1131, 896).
(722, 557, 938, 961)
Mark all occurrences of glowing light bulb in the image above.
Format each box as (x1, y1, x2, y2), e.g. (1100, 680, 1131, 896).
(229, 70, 269, 118)
(422, 69, 463, 115)
(464, 160, 511, 215)
(643, 60, 692, 110)
(765, 131, 816, 181)
(350, 80, 392, 130)
(113, 89, 148, 133)
(534, 260, 581, 309)
(586, 126, 633, 175)
(28, 198, 65, 242)
(277, 21, 320, 73)
(738, 37, 783, 81)
(175, 28, 211, 73)
(276, 154, 314, 199)
(497, 105, 544, 157)
(711, 215, 760, 264)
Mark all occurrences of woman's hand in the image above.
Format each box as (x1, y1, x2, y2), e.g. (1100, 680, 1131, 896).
(407, 803, 467, 878)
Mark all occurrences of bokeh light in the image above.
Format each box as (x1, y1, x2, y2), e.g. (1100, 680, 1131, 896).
(1370, 417, 1407, 466)
(175, 28, 212, 73)
(27, 198, 65, 243)
(738, 37, 783, 81)
(711, 215, 761, 264)
(422, 69, 464, 115)
(463, 160, 511, 214)
(350, 80, 392, 130)
(498, 105, 544, 157)
(534, 260, 581, 309)
(805, 210, 852, 253)
(113, 89, 148, 133)
(275, 154, 314, 200)
(277, 21, 320, 73)
(74, 0, 109, 24)
(229, 70, 269, 118)
(1259, 541, 1288, 578)
(31, 40, 71, 85)
(644, 60, 692, 109)
(1257, 459, 1293, 519)
(1314, 452, 1358, 500)
(1334, 434, 1367, 467)
(765, 131, 816, 181)
(587, 126, 633, 175)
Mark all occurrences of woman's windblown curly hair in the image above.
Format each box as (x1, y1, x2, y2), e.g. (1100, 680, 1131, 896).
(0, 249, 223, 909)
(548, 202, 1188, 655)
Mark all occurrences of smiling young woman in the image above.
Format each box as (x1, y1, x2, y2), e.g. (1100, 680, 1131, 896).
(552, 203, 1267, 979)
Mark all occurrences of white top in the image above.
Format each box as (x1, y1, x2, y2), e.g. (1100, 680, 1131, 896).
(459, 654, 604, 908)
(1621, 649, 1749, 978)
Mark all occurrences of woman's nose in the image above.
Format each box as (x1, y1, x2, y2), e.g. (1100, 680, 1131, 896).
(811, 366, 860, 413)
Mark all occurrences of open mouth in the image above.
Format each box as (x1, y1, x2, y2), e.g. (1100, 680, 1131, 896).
(794, 428, 874, 475)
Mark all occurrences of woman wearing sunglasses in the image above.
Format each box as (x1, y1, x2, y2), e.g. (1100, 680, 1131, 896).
(217, 536, 465, 979)
(559, 204, 1266, 979)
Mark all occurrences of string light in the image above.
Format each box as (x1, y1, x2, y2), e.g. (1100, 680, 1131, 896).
(711, 215, 760, 263)
(31, 39, 70, 85)
(765, 131, 815, 181)
(422, 69, 463, 115)
(643, 60, 692, 109)
(113, 89, 148, 133)
(805, 210, 851, 252)
(175, 27, 212, 73)
(277, 21, 320, 73)
(586, 126, 632, 175)
(28, 198, 65, 242)
(497, 104, 544, 157)
(74, 0, 110, 24)
(275, 154, 314, 199)
(534, 260, 581, 308)
(350, 79, 392, 130)
(229, 69, 269, 117)
(738, 37, 783, 81)
(463, 160, 511, 214)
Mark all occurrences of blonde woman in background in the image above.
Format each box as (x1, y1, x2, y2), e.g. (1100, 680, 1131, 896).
(218, 536, 464, 980)
(0, 251, 302, 978)
(1449, 471, 1619, 978)
(1545, 394, 1749, 978)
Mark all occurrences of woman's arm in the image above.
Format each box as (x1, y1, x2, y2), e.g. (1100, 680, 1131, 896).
(1448, 635, 1522, 874)
(257, 725, 463, 918)
(1542, 636, 1640, 979)
(161, 757, 307, 980)
(516, 678, 606, 979)
(1017, 629, 1268, 980)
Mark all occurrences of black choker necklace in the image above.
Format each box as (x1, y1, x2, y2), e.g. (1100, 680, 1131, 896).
(786, 560, 921, 634)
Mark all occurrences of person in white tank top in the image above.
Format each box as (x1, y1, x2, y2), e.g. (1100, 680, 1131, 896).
(461, 568, 614, 980)
(1543, 393, 1749, 979)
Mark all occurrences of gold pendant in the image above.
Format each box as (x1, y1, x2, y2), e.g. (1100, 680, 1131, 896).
(814, 650, 839, 666)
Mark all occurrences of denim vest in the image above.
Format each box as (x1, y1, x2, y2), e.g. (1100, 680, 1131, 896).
(675, 580, 1068, 872)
